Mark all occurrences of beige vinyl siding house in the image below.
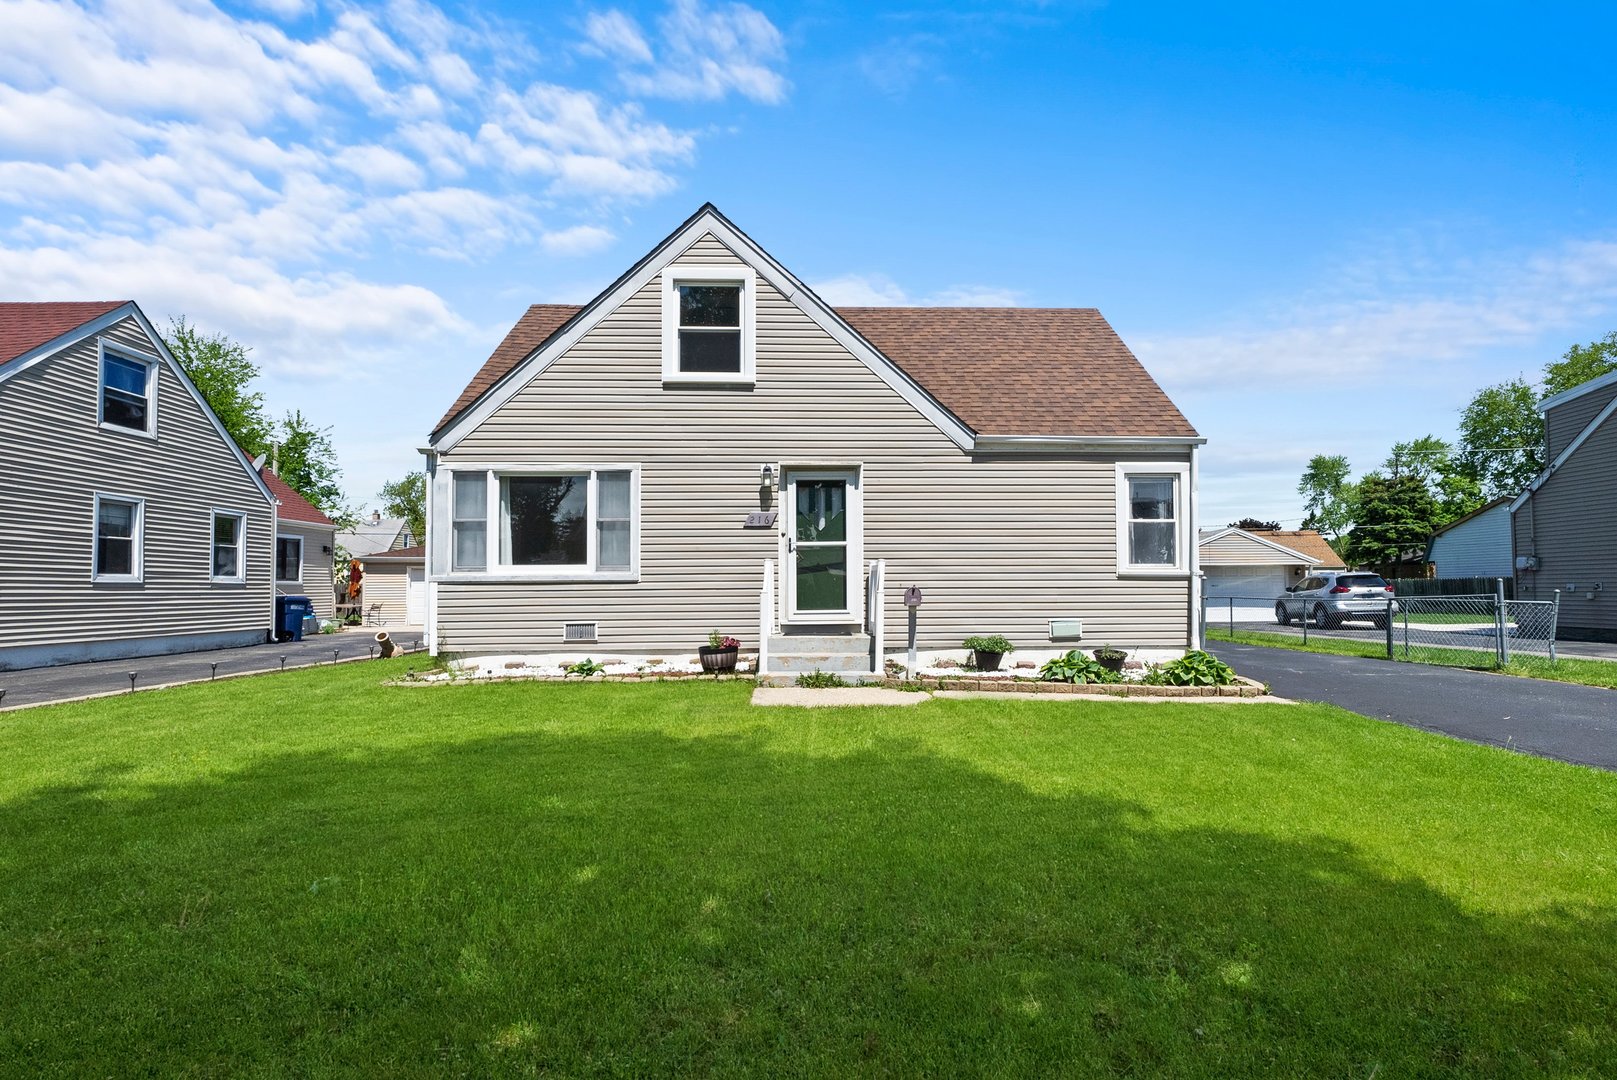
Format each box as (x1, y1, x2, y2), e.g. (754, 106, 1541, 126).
(1512, 369, 1617, 640)
(0, 302, 276, 669)
(424, 206, 1204, 675)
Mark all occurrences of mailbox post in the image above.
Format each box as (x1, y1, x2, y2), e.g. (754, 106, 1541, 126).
(904, 586, 924, 675)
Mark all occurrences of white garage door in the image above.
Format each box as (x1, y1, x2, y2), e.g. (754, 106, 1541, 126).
(1204, 566, 1288, 600)
(405, 567, 426, 624)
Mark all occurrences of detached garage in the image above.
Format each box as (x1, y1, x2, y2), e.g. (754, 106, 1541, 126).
(358, 546, 426, 626)
(1199, 528, 1344, 600)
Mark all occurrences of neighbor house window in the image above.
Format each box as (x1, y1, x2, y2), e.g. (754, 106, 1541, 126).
(94, 494, 143, 581)
(1115, 463, 1190, 574)
(451, 472, 488, 572)
(100, 346, 156, 433)
(211, 511, 246, 582)
(276, 536, 303, 583)
(448, 466, 638, 578)
(661, 267, 755, 383)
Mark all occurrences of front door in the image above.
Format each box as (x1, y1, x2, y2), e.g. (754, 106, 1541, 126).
(784, 468, 861, 622)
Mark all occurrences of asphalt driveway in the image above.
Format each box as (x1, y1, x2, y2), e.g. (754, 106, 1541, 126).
(0, 628, 426, 711)
(1211, 640, 1617, 771)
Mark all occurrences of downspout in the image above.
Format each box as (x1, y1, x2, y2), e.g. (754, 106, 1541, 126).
(1189, 444, 1202, 651)
(420, 446, 438, 655)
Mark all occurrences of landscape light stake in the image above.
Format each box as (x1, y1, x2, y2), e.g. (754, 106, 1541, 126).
(332, 648, 340, 664)
(0, 689, 7, 707)
(210, 663, 219, 681)
(279, 655, 288, 671)
(127, 672, 138, 694)
(368, 645, 376, 659)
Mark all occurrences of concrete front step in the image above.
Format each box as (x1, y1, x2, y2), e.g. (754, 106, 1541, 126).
(768, 632, 871, 653)
(758, 673, 883, 687)
(769, 651, 874, 675)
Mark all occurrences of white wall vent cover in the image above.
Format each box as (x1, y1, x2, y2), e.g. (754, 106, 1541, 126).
(563, 622, 599, 643)
(1048, 619, 1084, 641)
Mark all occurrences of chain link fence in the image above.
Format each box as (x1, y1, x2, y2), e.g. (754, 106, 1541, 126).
(1204, 585, 1561, 669)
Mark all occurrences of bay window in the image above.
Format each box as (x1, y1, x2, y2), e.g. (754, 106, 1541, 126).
(449, 466, 637, 578)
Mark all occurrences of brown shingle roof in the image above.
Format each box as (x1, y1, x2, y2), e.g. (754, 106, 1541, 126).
(364, 544, 425, 561)
(435, 305, 582, 432)
(0, 301, 127, 366)
(436, 304, 1197, 440)
(260, 467, 335, 527)
(1248, 530, 1344, 569)
(839, 307, 1196, 438)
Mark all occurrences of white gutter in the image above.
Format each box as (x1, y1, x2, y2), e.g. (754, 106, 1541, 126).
(974, 434, 1207, 453)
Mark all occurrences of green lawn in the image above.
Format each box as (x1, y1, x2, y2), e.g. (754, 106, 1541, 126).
(1208, 626, 1617, 689)
(3, 664, 1616, 1076)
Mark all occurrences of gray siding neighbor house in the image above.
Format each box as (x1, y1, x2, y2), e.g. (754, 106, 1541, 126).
(0, 301, 277, 669)
(422, 205, 1205, 676)
(1512, 370, 1617, 641)
(258, 465, 338, 624)
(1426, 497, 1512, 580)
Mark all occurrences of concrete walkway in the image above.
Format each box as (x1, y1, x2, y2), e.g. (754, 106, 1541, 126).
(1209, 640, 1617, 771)
(0, 627, 426, 711)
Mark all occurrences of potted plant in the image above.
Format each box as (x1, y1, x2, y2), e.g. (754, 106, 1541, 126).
(699, 631, 740, 673)
(1092, 644, 1128, 674)
(962, 634, 1015, 672)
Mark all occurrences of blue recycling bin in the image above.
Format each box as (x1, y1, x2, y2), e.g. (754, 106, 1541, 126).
(276, 595, 314, 642)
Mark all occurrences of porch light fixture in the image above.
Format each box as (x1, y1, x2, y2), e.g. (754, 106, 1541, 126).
(760, 464, 774, 493)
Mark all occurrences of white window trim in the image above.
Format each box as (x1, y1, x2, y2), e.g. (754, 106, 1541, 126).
(97, 338, 159, 439)
(92, 492, 145, 583)
(660, 265, 756, 386)
(1114, 462, 1191, 577)
(441, 463, 641, 583)
(275, 533, 304, 584)
(210, 508, 248, 584)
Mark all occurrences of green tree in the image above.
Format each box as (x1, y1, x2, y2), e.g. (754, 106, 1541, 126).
(276, 410, 354, 527)
(1545, 331, 1617, 397)
(1384, 435, 1483, 524)
(378, 472, 426, 547)
(1345, 471, 1438, 576)
(1456, 378, 1544, 498)
(1297, 455, 1356, 544)
(1227, 518, 1282, 531)
(1456, 332, 1617, 499)
(163, 317, 273, 455)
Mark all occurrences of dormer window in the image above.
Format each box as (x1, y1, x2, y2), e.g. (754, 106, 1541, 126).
(661, 265, 755, 385)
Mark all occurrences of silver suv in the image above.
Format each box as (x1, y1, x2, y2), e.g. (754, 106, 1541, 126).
(1276, 571, 1398, 629)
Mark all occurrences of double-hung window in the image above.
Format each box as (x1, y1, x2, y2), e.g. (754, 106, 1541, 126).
(661, 266, 755, 384)
(211, 511, 246, 582)
(276, 536, 303, 583)
(448, 466, 637, 578)
(93, 494, 143, 582)
(1115, 463, 1189, 575)
(99, 344, 156, 434)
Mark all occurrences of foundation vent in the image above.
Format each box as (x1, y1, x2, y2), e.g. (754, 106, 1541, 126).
(563, 622, 599, 643)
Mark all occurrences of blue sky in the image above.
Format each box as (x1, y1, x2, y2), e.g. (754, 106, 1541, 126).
(5, 0, 1617, 525)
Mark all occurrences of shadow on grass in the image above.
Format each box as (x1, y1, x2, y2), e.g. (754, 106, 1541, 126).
(2, 724, 1614, 1077)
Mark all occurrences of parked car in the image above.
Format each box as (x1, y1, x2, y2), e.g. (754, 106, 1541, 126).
(1276, 571, 1398, 628)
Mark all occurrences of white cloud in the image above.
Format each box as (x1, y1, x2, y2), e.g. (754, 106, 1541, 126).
(0, 0, 768, 379)
(589, 0, 788, 104)
(1135, 237, 1617, 390)
(541, 223, 616, 255)
(811, 272, 1022, 307)
(583, 10, 655, 65)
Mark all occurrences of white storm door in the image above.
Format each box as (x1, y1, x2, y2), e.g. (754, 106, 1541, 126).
(784, 468, 862, 622)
